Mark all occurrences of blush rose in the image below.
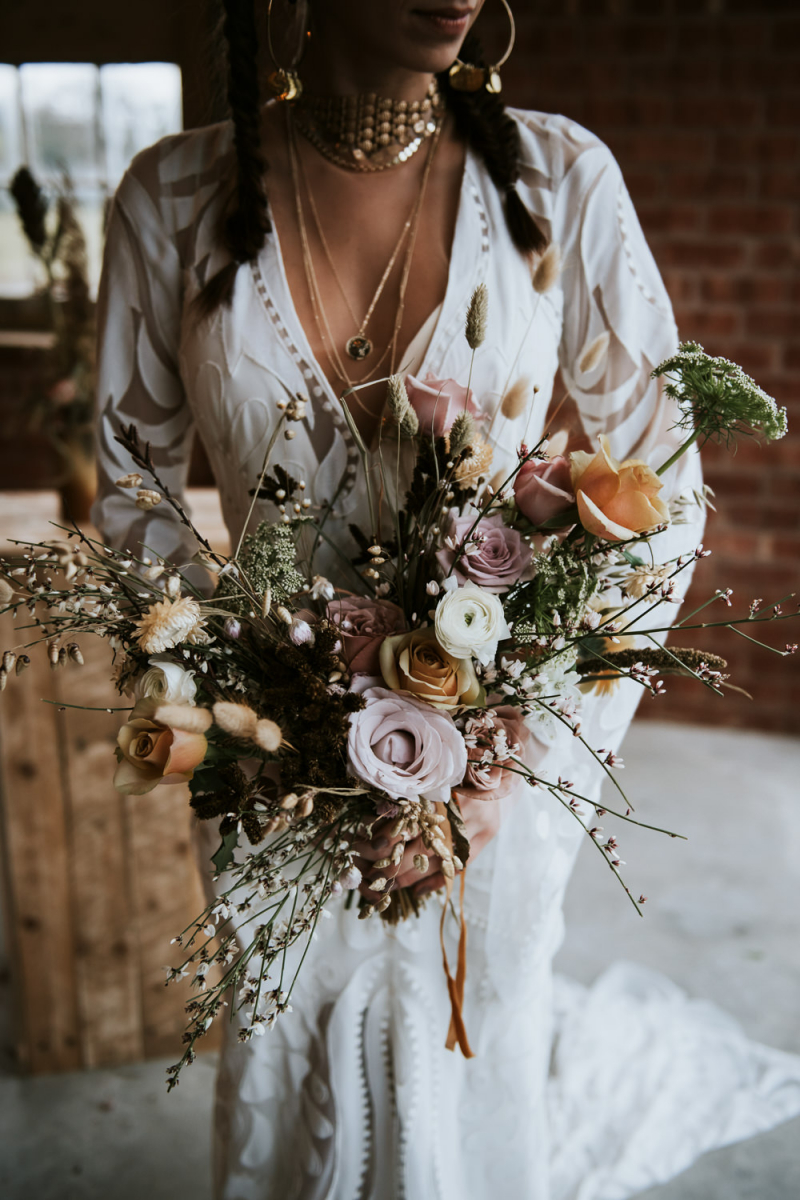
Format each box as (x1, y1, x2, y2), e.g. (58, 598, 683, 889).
(436, 512, 533, 594)
(404, 373, 481, 438)
(513, 456, 576, 528)
(327, 596, 407, 676)
(347, 686, 467, 803)
(452, 706, 529, 805)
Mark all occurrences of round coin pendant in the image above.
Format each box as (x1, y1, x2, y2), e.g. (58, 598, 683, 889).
(346, 335, 373, 361)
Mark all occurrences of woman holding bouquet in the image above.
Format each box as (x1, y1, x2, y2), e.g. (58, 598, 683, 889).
(92, 1, 800, 1196)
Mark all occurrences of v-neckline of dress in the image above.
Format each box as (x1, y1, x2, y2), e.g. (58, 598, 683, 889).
(252, 143, 487, 436)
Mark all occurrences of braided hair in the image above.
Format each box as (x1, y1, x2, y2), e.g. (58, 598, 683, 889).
(196, 0, 272, 315)
(197, 10, 546, 315)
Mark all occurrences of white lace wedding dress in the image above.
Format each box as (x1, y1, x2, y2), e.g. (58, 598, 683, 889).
(92, 108, 800, 1200)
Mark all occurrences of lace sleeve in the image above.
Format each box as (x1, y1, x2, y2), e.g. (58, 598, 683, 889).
(91, 151, 200, 570)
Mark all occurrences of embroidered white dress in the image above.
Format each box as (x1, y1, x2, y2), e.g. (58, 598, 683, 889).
(92, 109, 800, 1200)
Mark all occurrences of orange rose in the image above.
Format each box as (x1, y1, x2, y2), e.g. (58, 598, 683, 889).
(379, 628, 483, 712)
(570, 435, 670, 542)
(114, 700, 208, 795)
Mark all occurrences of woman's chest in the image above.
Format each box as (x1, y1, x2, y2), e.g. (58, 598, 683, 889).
(177, 168, 564, 540)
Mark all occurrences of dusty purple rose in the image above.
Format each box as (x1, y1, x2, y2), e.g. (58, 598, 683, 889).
(514, 456, 575, 527)
(453, 706, 530, 805)
(347, 687, 467, 802)
(436, 512, 533, 594)
(327, 597, 406, 676)
(405, 373, 481, 438)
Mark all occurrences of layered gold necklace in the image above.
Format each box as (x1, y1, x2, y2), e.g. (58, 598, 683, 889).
(287, 107, 443, 391)
(292, 79, 443, 173)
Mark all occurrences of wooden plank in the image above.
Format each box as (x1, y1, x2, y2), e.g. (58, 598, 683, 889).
(0, 608, 81, 1073)
(59, 637, 145, 1068)
(0, 490, 227, 1071)
(125, 785, 220, 1060)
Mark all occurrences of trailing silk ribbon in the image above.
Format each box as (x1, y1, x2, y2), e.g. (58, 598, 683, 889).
(435, 801, 474, 1058)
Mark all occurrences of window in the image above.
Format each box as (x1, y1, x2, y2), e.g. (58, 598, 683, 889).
(0, 62, 182, 298)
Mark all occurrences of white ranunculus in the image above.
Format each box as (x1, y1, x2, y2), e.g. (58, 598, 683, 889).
(134, 655, 198, 705)
(434, 582, 512, 666)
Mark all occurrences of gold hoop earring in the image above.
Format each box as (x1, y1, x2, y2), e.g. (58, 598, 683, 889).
(449, 0, 515, 94)
(267, 0, 308, 101)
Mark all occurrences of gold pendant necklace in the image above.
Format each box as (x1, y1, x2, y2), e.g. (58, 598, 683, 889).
(295, 146, 419, 362)
(287, 110, 442, 393)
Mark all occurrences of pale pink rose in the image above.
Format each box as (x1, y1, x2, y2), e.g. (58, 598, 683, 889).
(347, 686, 467, 803)
(327, 596, 406, 675)
(437, 512, 532, 593)
(114, 699, 207, 796)
(514, 456, 575, 527)
(405, 373, 481, 438)
(452, 706, 529, 805)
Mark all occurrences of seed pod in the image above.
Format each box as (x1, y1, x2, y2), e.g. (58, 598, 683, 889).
(413, 853, 429, 873)
(297, 793, 314, 818)
(15, 654, 30, 675)
(48, 643, 60, 668)
(280, 792, 299, 810)
(388, 815, 406, 839)
(358, 905, 375, 920)
(67, 643, 84, 665)
(368, 876, 387, 893)
(373, 857, 392, 871)
(390, 842, 404, 867)
(58, 647, 69, 667)
(376, 894, 392, 913)
(0, 668, 7, 692)
(442, 859, 455, 881)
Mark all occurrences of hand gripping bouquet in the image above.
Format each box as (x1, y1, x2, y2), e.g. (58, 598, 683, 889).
(1, 277, 795, 1084)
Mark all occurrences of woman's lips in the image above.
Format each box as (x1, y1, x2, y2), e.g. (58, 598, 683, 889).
(412, 7, 473, 34)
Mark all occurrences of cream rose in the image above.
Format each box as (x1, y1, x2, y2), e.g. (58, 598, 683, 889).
(133, 655, 197, 705)
(379, 628, 483, 711)
(434, 583, 512, 667)
(347, 687, 467, 803)
(571, 435, 670, 542)
(114, 700, 208, 796)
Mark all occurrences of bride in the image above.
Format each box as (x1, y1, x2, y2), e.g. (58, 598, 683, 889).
(91, 1, 800, 1196)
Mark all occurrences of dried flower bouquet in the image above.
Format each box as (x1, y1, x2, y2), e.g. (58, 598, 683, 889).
(1, 281, 796, 1084)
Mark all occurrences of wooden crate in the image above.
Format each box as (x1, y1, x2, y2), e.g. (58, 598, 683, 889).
(0, 490, 227, 1072)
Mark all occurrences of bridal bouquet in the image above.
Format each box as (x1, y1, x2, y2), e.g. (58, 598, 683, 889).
(0, 285, 794, 1083)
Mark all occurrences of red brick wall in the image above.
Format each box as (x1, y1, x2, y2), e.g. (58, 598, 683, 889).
(494, 0, 800, 733)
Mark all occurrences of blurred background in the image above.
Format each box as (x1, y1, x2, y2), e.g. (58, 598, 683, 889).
(0, 1, 798, 1197)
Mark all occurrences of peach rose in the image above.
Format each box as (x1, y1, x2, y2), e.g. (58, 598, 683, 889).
(379, 628, 483, 712)
(405, 373, 481, 438)
(114, 700, 208, 796)
(570, 435, 670, 542)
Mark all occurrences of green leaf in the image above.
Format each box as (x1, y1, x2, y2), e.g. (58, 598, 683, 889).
(211, 828, 239, 873)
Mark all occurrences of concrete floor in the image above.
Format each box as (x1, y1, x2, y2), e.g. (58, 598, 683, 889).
(1, 721, 798, 1199)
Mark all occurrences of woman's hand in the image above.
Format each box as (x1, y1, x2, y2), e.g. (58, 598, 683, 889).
(353, 792, 506, 902)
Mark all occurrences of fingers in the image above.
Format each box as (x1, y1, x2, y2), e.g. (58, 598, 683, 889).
(413, 871, 445, 898)
(351, 834, 391, 862)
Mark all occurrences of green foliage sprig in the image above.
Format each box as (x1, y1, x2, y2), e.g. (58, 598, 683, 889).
(652, 341, 787, 475)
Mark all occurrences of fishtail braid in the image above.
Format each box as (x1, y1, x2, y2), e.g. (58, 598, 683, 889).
(197, 0, 271, 315)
